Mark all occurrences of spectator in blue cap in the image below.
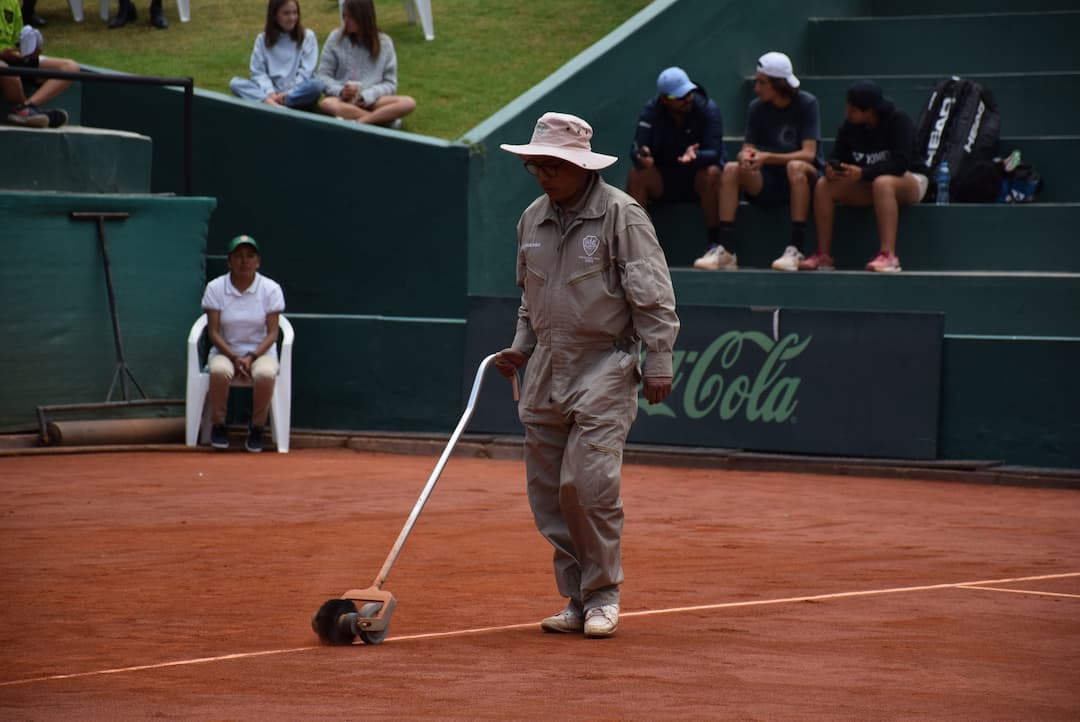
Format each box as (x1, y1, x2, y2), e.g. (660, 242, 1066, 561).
(627, 66, 725, 259)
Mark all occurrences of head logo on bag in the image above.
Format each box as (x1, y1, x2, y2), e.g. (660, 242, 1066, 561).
(915, 76, 1001, 202)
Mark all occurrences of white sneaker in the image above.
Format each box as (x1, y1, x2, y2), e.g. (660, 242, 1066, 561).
(693, 245, 738, 271)
(584, 604, 618, 638)
(540, 606, 584, 633)
(771, 245, 805, 271)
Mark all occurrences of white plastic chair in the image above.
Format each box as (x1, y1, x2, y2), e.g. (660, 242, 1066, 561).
(405, 0, 434, 41)
(185, 313, 293, 453)
(337, 0, 433, 40)
(69, 0, 191, 23)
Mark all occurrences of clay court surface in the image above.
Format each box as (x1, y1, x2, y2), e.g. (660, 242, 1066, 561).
(1, 448, 1078, 720)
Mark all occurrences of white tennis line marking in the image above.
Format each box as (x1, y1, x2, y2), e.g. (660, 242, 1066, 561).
(958, 585, 1080, 599)
(2, 571, 1077, 688)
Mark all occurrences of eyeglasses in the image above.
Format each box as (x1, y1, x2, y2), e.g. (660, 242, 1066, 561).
(523, 159, 566, 178)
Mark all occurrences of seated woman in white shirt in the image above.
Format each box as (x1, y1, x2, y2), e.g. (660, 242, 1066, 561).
(229, 0, 322, 109)
(200, 235, 286, 452)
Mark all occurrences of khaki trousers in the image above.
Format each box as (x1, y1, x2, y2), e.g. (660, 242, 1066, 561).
(520, 349, 638, 612)
(207, 354, 279, 427)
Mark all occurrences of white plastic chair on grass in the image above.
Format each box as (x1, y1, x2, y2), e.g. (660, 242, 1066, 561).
(337, 0, 433, 40)
(68, 0, 191, 23)
(185, 313, 293, 453)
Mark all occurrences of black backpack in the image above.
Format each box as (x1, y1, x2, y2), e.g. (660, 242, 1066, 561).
(915, 76, 1001, 203)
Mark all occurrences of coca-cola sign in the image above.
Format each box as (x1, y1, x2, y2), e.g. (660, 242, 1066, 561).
(465, 298, 943, 461)
(642, 331, 809, 424)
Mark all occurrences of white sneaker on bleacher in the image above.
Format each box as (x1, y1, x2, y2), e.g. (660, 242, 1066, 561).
(771, 245, 805, 271)
(693, 245, 738, 270)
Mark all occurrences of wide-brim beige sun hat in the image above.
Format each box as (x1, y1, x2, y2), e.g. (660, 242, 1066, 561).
(500, 112, 618, 170)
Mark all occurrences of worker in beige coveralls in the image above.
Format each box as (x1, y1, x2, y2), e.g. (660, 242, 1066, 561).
(495, 112, 680, 638)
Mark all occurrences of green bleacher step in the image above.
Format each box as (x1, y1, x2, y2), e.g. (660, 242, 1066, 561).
(669, 267, 1080, 337)
(863, 0, 1079, 15)
(716, 137, 1077, 204)
(738, 73, 1080, 138)
(0, 125, 152, 194)
(807, 11, 1080, 75)
(651, 202, 1080, 274)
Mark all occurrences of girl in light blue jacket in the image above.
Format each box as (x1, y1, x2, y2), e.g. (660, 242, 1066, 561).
(229, 0, 322, 109)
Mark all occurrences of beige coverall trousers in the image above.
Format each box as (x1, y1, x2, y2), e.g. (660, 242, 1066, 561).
(520, 342, 640, 613)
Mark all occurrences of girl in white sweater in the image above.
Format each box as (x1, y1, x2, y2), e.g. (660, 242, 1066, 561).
(316, 0, 416, 127)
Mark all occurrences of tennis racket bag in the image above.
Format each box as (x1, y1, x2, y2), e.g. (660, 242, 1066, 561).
(915, 76, 1001, 202)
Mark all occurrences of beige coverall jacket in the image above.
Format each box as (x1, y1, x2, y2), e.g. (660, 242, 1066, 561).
(511, 173, 680, 612)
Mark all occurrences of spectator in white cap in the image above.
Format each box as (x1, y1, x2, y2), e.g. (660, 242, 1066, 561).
(694, 50, 823, 272)
(495, 112, 680, 640)
(626, 66, 725, 262)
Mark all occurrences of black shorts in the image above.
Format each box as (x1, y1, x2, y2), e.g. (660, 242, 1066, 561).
(746, 165, 790, 207)
(658, 165, 701, 203)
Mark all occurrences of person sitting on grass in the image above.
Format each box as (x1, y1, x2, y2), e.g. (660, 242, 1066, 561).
(1, 0, 77, 128)
(229, 0, 323, 110)
(801, 80, 928, 273)
(315, 0, 415, 128)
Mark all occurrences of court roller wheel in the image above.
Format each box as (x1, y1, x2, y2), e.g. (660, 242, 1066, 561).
(311, 599, 358, 645)
(355, 602, 389, 645)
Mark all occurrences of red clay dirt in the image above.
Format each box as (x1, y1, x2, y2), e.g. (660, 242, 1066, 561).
(1, 448, 1078, 720)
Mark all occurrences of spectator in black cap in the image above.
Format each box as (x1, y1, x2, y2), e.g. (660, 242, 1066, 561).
(800, 79, 929, 273)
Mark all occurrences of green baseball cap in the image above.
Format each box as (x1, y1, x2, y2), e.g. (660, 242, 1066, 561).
(227, 234, 260, 253)
(227, 234, 259, 253)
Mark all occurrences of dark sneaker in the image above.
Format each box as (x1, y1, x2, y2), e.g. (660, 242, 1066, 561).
(7, 103, 49, 128)
(108, 3, 136, 28)
(46, 109, 69, 128)
(245, 425, 264, 453)
(210, 424, 229, 450)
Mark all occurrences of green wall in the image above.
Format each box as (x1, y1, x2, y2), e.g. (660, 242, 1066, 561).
(80, 79, 471, 318)
(0, 193, 214, 431)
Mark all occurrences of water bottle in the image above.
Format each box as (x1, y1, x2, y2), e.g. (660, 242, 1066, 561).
(936, 161, 951, 205)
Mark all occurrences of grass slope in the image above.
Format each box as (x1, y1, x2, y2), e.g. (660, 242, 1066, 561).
(33, 0, 650, 139)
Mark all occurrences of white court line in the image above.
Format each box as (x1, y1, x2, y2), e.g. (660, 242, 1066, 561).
(958, 585, 1080, 600)
(3, 571, 1077, 689)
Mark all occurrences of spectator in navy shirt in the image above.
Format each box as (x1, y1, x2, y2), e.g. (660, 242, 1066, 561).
(626, 66, 725, 258)
(694, 51, 822, 272)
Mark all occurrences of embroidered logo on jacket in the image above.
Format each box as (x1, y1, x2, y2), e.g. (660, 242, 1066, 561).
(582, 235, 600, 257)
